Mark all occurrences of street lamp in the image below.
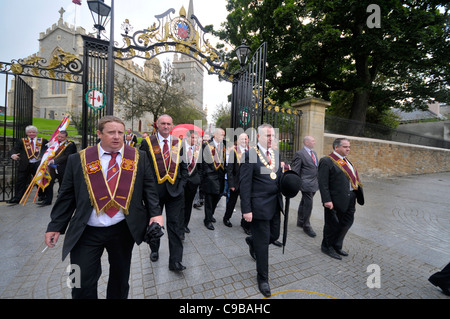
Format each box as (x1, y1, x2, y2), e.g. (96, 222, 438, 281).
(87, 0, 111, 39)
(235, 41, 251, 68)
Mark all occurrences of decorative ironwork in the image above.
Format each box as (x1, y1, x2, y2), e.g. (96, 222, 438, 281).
(0, 48, 83, 83)
(115, 7, 234, 82)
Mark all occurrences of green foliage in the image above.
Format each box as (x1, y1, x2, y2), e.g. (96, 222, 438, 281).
(219, 0, 450, 124)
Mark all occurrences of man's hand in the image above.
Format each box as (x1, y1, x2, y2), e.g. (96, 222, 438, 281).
(45, 232, 60, 248)
(150, 215, 164, 227)
(243, 212, 253, 223)
(11, 153, 20, 161)
(324, 202, 334, 210)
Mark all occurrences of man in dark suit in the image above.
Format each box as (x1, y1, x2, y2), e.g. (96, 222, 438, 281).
(181, 130, 202, 237)
(44, 116, 163, 299)
(318, 137, 364, 260)
(224, 133, 249, 231)
(140, 114, 188, 271)
(124, 128, 138, 147)
(201, 128, 226, 230)
(8, 125, 48, 204)
(240, 124, 283, 297)
(40, 130, 78, 206)
(290, 136, 319, 237)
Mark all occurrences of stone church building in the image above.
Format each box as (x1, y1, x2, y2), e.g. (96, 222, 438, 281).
(8, 4, 205, 133)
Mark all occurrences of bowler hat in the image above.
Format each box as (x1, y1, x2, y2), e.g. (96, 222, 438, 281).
(280, 170, 301, 198)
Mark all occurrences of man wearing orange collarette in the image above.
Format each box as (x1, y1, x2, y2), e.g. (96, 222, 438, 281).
(318, 138, 364, 260)
(140, 114, 188, 271)
(8, 125, 48, 204)
(44, 116, 163, 298)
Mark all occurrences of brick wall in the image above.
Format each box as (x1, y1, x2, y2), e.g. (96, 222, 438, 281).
(323, 133, 450, 177)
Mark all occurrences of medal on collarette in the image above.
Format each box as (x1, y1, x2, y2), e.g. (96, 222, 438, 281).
(254, 146, 277, 179)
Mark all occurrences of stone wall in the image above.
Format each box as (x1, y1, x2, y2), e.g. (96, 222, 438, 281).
(323, 133, 450, 177)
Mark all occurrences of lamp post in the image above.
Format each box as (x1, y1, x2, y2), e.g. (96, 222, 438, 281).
(235, 41, 251, 68)
(87, 0, 111, 39)
(230, 41, 252, 129)
(87, 0, 115, 116)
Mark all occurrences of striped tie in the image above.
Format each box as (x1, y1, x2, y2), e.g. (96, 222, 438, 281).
(105, 152, 119, 218)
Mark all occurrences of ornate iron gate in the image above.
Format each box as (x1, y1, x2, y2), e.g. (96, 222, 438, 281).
(231, 42, 267, 137)
(0, 75, 33, 201)
(82, 36, 110, 148)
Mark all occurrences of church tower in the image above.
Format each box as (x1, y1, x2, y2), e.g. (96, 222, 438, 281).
(172, 0, 204, 112)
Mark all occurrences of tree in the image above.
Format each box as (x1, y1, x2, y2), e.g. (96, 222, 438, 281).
(218, 0, 450, 130)
(115, 59, 196, 122)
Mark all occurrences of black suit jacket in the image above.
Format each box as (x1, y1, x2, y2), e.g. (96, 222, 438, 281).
(201, 141, 226, 195)
(53, 141, 77, 177)
(181, 141, 202, 190)
(318, 156, 364, 213)
(239, 147, 283, 220)
(140, 136, 188, 198)
(10, 137, 48, 171)
(46, 148, 162, 261)
(226, 147, 245, 191)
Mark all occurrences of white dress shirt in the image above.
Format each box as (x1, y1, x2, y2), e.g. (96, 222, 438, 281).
(87, 144, 125, 227)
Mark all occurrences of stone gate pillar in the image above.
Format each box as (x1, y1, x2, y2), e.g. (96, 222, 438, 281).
(292, 97, 330, 159)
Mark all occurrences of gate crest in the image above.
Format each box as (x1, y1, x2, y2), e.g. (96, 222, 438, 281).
(115, 7, 233, 82)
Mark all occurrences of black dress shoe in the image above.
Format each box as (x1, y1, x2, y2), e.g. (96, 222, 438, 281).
(6, 199, 19, 204)
(272, 240, 282, 247)
(184, 226, 190, 233)
(303, 227, 317, 238)
(245, 237, 256, 260)
(211, 217, 216, 223)
(38, 202, 52, 206)
(204, 222, 215, 230)
(321, 246, 342, 260)
(258, 281, 271, 297)
(169, 262, 186, 271)
(334, 248, 348, 256)
(150, 252, 159, 262)
(223, 219, 232, 227)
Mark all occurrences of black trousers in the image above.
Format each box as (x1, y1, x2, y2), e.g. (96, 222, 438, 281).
(297, 191, 316, 228)
(12, 162, 41, 201)
(149, 190, 184, 265)
(249, 213, 281, 283)
(224, 188, 239, 221)
(204, 193, 221, 224)
(183, 182, 199, 228)
(321, 192, 356, 251)
(429, 262, 450, 289)
(69, 220, 135, 299)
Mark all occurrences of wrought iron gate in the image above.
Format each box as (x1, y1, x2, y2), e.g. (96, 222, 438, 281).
(231, 42, 267, 137)
(230, 42, 301, 162)
(82, 36, 110, 148)
(0, 75, 33, 201)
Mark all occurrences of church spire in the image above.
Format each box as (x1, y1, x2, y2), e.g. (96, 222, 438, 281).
(187, 0, 196, 28)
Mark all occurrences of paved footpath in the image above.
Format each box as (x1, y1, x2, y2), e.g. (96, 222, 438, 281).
(0, 172, 449, 300)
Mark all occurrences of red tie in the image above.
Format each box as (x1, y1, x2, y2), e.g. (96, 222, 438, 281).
(188, 146, 195, 172)
(266, 150, 271, 165)
(163, 139, 170, 167)
(310, 150, 316, 165)
(31, 139, 35, 154)
(105, 152, 119, 218)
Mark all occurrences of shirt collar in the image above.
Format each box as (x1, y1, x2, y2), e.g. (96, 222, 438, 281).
(99, 143, 123, 157)
(257, 143, 269, 155)
(333, 151, 345, 160)
(157, 132, 170, 143)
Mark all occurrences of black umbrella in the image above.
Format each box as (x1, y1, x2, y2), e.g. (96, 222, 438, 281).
(279, 170, 301, 254)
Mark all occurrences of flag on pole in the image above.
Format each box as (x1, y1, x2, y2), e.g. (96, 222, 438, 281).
(72, 0, 82, 5)
(20, 116, 71, 205)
